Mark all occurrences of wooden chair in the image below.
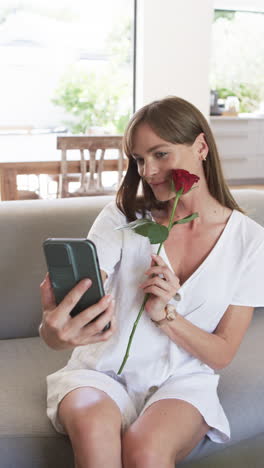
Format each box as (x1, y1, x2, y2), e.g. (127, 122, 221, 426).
(18, 190, 41, 200)
(56, 135, 124, 198)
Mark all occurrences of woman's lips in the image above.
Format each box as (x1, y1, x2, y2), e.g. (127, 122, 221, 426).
(149, 181, 166, 187)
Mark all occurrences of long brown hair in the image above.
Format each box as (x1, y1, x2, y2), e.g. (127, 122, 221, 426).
(116, 96, 243, 221)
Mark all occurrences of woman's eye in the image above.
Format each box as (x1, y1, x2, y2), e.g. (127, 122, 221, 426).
(155, 152, 168, 158)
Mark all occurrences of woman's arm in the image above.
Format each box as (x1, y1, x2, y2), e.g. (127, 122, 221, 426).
(140, 254, 254, 370)
(159, 304, 254, 370)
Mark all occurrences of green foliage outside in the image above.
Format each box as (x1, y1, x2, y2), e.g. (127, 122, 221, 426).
(216, 83, 261, 113)
(214, 10, 235, 22)
(52, 67, 131, 134)
(211, 11, 264, 113)
(0, 1, 133, 133)
(52, 16, 133, 135)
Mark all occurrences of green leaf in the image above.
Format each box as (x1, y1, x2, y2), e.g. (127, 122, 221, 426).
(172, 212, 199, 226)
(134, 222, 169, 244)
(115, 218, 151, 231)
(115, 219, 169, 243)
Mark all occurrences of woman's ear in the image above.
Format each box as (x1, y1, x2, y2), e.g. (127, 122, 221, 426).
(194, 133, 208, 161)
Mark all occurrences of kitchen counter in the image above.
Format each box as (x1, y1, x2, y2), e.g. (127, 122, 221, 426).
(209, 115, 264, 184)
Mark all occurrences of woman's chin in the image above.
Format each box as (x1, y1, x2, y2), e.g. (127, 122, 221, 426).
(153, 191, 175, 202)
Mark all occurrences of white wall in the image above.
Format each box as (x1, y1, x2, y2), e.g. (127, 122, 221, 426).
(135, 0, 214, 116)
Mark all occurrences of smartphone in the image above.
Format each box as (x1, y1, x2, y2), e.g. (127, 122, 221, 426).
(43, 238, 110, 331)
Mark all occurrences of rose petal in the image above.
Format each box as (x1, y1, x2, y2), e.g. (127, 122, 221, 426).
(172, 169, 200, 194)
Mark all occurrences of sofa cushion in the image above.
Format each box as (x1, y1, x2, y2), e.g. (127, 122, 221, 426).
(0, 337, 73, 468)
(179, 434, 264, 468)
(1, 309, 264, 467)
(179, 307, 264, 465)
(232, 189, 264, 226)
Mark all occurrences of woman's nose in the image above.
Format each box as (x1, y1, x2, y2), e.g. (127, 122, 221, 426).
(142, 160, 159, 178)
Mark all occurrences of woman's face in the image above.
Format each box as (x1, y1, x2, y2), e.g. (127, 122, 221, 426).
(131, 123, 203, 201)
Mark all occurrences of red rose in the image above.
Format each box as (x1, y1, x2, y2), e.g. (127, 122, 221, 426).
(172, 169, 200, 194)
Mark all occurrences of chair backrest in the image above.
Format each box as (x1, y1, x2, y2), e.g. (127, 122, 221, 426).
(57, 135, 124, 197)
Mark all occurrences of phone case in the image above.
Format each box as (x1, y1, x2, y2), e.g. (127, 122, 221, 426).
(43, 239, 108, 327)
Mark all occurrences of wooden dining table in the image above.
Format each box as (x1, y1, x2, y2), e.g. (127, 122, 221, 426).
(0, 159, 124, 201)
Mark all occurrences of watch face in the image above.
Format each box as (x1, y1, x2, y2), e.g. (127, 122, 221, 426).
(167, 311, 176, 321)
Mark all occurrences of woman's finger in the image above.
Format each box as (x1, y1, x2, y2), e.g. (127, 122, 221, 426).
(51, 279, 93, 326)
(143, 285, 168, 301)
(72, 294, 114, 329)
(84, 299, 115, 334)
(80, 301, 117, 343)
(143, 267, 180, 289)
(141, 276, 172, 293)
(145, 265, 177, 283)
(151, 253, 167, 266)
(40, 273, 56, 310)
(80, 326, 114, 344)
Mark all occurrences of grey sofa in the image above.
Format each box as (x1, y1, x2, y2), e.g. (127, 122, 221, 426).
(0, 190, 264, 468)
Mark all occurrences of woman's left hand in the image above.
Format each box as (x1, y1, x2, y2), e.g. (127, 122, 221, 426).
(139, 254, 181, 322)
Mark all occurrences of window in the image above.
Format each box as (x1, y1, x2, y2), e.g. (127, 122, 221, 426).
(0, 0, 135, 153)
(0, 0, 135, 198)
(210, 4, 264, 114)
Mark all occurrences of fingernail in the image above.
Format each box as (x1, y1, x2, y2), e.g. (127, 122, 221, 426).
(105, 294, 113, 303)
(41, 273, 48, 285)
(84, 278, 92, 287)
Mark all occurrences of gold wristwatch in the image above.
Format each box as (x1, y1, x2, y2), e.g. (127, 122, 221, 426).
(151, 304, 178, 328)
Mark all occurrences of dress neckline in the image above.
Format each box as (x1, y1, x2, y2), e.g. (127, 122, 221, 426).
(153, 209, 238, 290)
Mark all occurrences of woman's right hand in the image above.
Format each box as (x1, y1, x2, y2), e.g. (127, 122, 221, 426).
(39, 274, 116, 350)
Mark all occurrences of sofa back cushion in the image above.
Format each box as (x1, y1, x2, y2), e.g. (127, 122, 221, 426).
(0, 189, 263, 339)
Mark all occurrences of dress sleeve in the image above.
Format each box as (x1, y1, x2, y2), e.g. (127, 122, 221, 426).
(87, 202, 125, 276)
(231, 239, 264, 307)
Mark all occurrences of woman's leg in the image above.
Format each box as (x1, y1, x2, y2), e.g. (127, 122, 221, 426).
(122, 399, 209, 468)
(58, 387, 123, 468)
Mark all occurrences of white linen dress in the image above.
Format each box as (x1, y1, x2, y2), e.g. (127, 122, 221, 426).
(47, 201, 264, 443)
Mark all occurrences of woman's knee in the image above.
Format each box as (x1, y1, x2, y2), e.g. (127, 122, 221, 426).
(58, 387, 122, 439)
(122, 428, 173, 467)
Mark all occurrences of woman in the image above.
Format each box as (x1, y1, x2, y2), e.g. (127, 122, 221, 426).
(40, 96, 264, 468)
